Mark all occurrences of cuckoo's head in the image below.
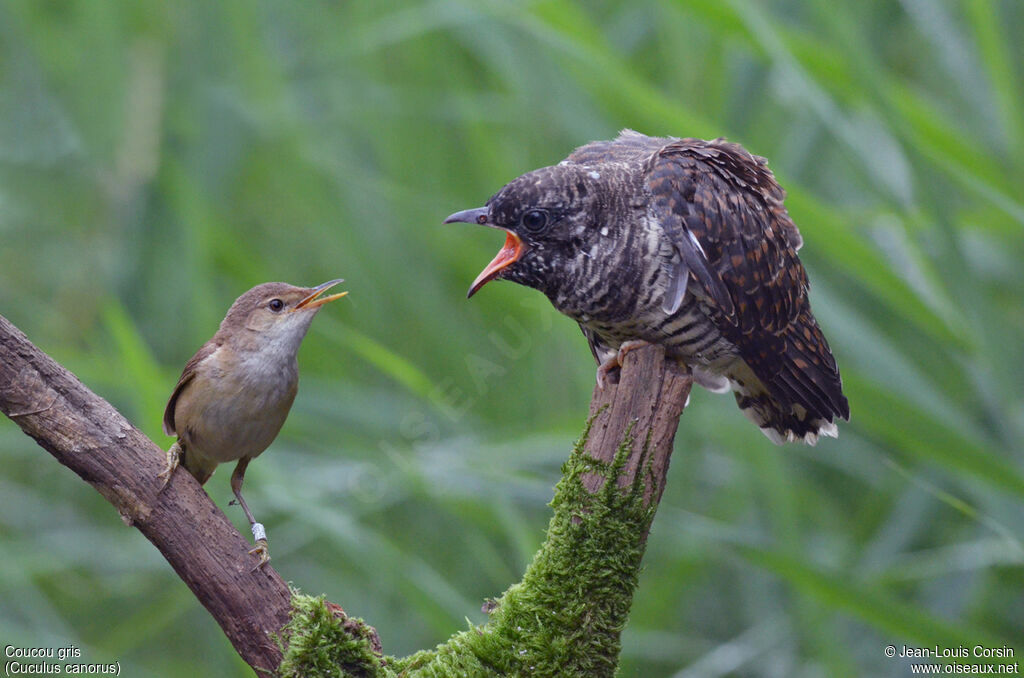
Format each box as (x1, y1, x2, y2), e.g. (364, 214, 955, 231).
(446, 164, 623, 298)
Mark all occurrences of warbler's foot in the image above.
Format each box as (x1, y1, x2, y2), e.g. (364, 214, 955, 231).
(249, 539, 271, 571)
(158, 441, 182, 491)
(246, 522, 270, 570)
(595, 340, 652, 389)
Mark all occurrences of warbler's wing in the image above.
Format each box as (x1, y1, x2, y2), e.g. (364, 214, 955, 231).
(162, 340, 219, 436)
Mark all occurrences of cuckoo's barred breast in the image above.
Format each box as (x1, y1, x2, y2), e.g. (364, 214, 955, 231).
(448, 130, 849, 444)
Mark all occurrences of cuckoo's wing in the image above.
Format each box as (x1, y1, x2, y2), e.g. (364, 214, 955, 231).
(645, 138, 848, 422)
(645, 137, 803, 329)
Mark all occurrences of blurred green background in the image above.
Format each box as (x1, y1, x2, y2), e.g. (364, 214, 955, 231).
(1, 0, 1022, 675)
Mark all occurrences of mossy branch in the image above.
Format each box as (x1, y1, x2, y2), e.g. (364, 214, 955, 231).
(0, 314, 376, 674)
(283, 345, 693, 677)
(1, 313, 691, 677)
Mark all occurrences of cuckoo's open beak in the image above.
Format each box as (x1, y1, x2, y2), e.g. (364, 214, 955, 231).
(445, 207, 525, 298)
(467, 231, 523, 298)
(294, 279, 348, 310)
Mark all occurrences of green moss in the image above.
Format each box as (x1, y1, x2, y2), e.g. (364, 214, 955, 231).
(279, 415, 655, 678)
(278, 591, 383, 678)
(389, 415, 655, 678)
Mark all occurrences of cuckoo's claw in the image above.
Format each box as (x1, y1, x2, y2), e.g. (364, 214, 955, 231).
(595, 340, 652, 389)
(595, 357, 619, 390)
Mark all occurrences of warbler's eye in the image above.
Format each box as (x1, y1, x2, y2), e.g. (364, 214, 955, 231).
(268, 298, 285, 312)
(521, 209, 549, 233)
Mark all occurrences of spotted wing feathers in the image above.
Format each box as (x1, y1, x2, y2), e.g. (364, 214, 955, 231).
(645, 138, 804, 330)
(566, 131, 847, 442)
(645, 137, 848, 437)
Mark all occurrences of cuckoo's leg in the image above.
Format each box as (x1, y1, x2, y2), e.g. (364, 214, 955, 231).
(230, 457, 270, 570)
(596, 340, 653, 389)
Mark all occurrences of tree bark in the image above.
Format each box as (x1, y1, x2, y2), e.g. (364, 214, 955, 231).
(0, 314, 294, 673)
(583, 343, 692, 510)
(1, 313, 690, 677)
(386, 343, 693, 677)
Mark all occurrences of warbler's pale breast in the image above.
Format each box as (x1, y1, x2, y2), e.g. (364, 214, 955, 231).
(172, 344, 298, 466)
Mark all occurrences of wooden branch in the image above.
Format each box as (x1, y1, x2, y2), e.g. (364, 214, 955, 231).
(0, 314, 299, 673)
(583, 344, 692, 511)
(389, 344, 692, 677)
(1, 311, 689, 677)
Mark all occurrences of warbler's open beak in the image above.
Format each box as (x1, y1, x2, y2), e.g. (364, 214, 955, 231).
(295, 279, 348, 310)
(444, 207, 526, 298)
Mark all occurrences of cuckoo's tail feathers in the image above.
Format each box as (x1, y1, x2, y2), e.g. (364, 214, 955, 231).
(728, 360, 846, 445)
(726, 307, 849, 444)
(734, 389, 841, 445)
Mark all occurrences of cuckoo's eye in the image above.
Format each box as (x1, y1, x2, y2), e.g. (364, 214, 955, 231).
(268, 298, 285, 312)
(520, 209, 549, 233)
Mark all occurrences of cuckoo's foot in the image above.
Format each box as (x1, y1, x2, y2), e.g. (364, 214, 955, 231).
(157, 441, 182, 491)
(596, 340, 652, 389)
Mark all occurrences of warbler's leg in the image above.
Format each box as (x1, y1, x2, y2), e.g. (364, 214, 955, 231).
(157, 441, 182, 491)
(230, 457, 269, 570)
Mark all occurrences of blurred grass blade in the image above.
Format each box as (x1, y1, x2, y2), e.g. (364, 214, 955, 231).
(846, 374, 1024, 499)
(316, 313, 435, 399)
(101, 300, 170, 440)
(738, 545, 1007, 650)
